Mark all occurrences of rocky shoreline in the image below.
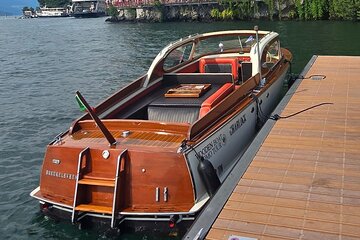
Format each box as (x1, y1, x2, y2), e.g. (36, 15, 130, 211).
(105, 2, 296, 23)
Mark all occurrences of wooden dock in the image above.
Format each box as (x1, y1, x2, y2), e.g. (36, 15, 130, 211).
(185, 56, 360, 240)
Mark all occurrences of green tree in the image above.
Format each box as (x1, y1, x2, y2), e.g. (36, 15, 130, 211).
(107, 5, 118, 18)
(295, 0, 304, 19)
(38, 0, 71, 7)
(277, 0, 282, 20)
(210, 8, 221, 19)
(330, 0, 358, 19)
(295, 0, 330, 20)
(265, 0, 275, 20)
(216, 0, 256, 20)
(235, 0, 253, 20)
(22, 6, 35, 12)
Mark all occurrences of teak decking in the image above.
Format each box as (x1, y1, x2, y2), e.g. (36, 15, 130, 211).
(186, 56, 360, 239)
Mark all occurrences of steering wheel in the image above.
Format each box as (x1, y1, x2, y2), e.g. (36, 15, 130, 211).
(266, 51, 273, 62)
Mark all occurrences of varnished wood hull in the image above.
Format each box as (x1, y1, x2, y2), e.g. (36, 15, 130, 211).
(31, 30, 292, 234)
(30, 68, 288, 231)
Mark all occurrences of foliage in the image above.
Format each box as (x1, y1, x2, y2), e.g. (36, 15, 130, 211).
(38, 0, 71, 8)
(356, 0, 360, 20)
(288, 9, 298, 19)
(210, 8, 221, 18)
(277, 0, 282, 20)
(265, 0, 274, 20)
(294, 0, 330, 20)
(152, 0, 165, 21)
(329, 0, 359, 20)
(153, 0, 163, 10)
(211, 0, 359, 21)
(295, 0, 304, 19)
(127, 8, 136, 18)
(212, 0, 255, 20)
(107, 5, 118, 18)
(22, 6, 35, 12)
(221, 8, 235, 19)
(235, 0, 254, 20)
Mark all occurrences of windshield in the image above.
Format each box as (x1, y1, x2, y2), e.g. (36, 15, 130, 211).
(194, 34, 262, 56)
(162, 33, 263, 72)
(163, 42, 193, 71)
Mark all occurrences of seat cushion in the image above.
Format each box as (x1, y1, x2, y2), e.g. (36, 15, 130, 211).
(199, 83, 234, 118)
(199, 58, 239, 81)
(148, 106, 200, 124)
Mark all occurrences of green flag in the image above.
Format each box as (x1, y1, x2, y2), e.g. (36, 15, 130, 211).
(75, 94, 86, 112)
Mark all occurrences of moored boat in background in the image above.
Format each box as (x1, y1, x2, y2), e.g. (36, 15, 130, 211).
(71, 0, 106, 18)
(36, 6, 70, 18)
(30, 28, 292, 235)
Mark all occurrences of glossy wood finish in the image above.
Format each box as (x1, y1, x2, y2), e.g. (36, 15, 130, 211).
(207, 56, 360, 240)
(78, 178, 115, 187)
(37, 56, 290, 215)
(75, 204, 112, 214)
(34, 32, 292, 221)
(69, 75, 148, 134)
(39, 142, 195, 213)
(67, 120, 189, 150)
(165, 84, 212, 98)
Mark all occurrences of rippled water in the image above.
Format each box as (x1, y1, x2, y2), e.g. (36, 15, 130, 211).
(0, 17, 359, 239)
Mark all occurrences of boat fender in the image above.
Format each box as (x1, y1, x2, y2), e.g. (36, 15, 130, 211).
(169, 215, 180, 228)
(197, 156, 221, 197)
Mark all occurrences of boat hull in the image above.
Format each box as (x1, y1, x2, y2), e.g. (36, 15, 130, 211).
(37, 15, 70, 18)
(73, 12, 106, 18)
(30, 29, 292, 235)
(31, 66, 288, 232)
(34, 195, 195, 235)
(187, 67, 288, 201)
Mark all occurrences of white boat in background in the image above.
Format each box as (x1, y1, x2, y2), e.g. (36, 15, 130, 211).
(36, 6, 70, 18)
(71, 0, 107, 18)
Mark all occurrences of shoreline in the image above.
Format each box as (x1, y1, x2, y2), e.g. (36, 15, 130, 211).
(105, 0, 359, 23)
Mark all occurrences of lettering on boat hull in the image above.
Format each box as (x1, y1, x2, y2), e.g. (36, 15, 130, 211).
(199, 133, 227, 159)
(45, 170, 76, 180)
(229, 114, 247, 136)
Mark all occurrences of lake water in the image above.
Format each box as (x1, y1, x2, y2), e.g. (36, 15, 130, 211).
(0, 17, 359, 239)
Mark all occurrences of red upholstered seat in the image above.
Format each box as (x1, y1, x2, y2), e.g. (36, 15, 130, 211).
(199, 83, 234, 118)
(199, 58, 239, 81)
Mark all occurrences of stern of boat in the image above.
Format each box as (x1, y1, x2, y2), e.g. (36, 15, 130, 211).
(31, 120, 197, 229)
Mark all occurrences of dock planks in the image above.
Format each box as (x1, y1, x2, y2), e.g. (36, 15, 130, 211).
(185, 56, 360, 240)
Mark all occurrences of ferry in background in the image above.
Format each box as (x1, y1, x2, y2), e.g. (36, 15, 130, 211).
(71, 0, 107, 18)
(36, 6, 70, 17)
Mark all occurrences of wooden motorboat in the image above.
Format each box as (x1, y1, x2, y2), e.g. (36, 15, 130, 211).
(31, 28, 292, 234)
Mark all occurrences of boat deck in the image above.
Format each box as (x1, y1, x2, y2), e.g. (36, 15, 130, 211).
(185, 55, 360, 240)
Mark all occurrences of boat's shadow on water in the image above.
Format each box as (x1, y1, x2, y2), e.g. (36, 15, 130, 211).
(28, 211, 183, 239)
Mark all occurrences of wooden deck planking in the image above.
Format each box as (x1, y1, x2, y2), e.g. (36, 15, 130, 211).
(206, 56, 360, 240)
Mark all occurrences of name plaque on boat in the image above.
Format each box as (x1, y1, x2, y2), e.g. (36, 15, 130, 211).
(165, 84, 211, 98)
(45, 170, 76, 180)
